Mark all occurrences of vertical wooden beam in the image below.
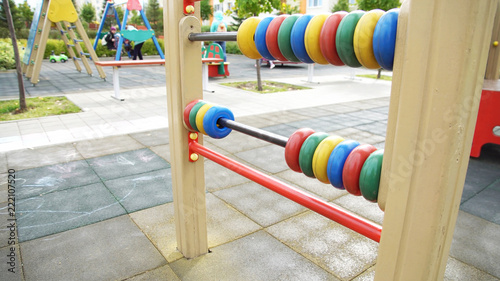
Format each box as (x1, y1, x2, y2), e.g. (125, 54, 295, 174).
(25, 0, 49, 78)
(73, 19, 106, 79)
(375, 0, 497, 280)
(164, 0, 208, 258)
(30, 0, 52, 85)
(485, 2, 500, 80)
(55, 22, 82, 72)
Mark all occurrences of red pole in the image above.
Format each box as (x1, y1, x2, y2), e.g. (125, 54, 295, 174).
(189, 140, 382, 242)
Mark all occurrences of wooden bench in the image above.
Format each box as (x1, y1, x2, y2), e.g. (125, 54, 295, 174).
(95, 59, 165, 100)
(95, 58, 223, 100)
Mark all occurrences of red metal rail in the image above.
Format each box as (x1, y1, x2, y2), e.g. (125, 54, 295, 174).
(189, 139, 382, 243)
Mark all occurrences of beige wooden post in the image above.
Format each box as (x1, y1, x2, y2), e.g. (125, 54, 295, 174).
(64, 21, 93, 76)
(375, 0, 497, 280)
(29, 0, 52, 85)
(55, 22, 82, 72)
(25, 0, 49, 78)
(485, 2, 500, 80)
(164, 1, 208, 258)
(73, 19, 106, 79)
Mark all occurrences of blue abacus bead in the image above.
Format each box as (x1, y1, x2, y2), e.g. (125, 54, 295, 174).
(203, 106, 234, 139)
(290, 14, 315, 64)
(373, 8, 399, 71)
(255, 16, 277, 61)
(327, 139, 360, 189)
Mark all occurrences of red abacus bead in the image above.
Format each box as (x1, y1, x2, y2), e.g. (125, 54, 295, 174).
(342, 144, 377, 196)
(266, 15, 289, 62)
(183, 99, 201, 131)
(285, 128, 315, 172)
(320, 11, 348, 66)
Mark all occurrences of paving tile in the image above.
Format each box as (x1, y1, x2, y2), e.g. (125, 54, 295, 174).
(16, 182, 126, 242)
(345, 110, 388, 122)
(450, 211, 500, 278)
(319, 114, 373, 128)
(74, 134, 144, 158)
(124, 265, 181, 281)
(462, 158, 500, 202)
(267, 211, 378, 280)
(355, 122, 387, 137)
(6, 143, 82, 170)
(461, 186, 500, 224)
(291, 106, 339, 118)
(170, 230, 338, 281)
(332, 194, 385, 225)
(444, 257, 500, 281)
(0, 152, 7, 172)
(150, 144, 170, 162)
(15, 160, 100, 200)
(0, 245, 23, 281)
(130, 129, 169, 147)
(0, 202, 16, 248)
(204, 159, 251, 192)
(214, 182, 306, 227)
(260, 123, 300, 138)
(275, 169, 346, 201)
(0, 173, 7, 204)
(104, 169, 173, 213)
(235, 144, 289, 174)
(20, 215, 166, 281)
(88, 148, 170, 181)
(130, 194, 261, 262)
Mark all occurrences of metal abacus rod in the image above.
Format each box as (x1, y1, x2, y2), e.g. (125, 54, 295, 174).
(217, 118, 289, 148)
(188, 32, 238, 42)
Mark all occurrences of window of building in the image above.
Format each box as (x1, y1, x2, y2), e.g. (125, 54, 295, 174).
(308, 0, 323, 7)
(214, 4, 222, 12)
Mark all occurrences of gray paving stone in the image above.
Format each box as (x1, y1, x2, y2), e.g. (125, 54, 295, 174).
(0, 152, 6, 172)
(0, 245, 23, 281)
(124, 265, 181, 281)
(450, 211, 500, 278)
(237, 115, 282, 128)
(0, 173, 7, 204)
(355, 122, 387, 137)
(260, 123, 299, 138)
(204, 160, 251, 192)
(130, 194, 261, 262)
(267, 211, 378, 280)
(351, 266, 375, 281)
(275, 169, 346, 201)
(461, 187, 500, 224)
(20, 215, 166, 281)
(445, 257, 500, 281)
(104, 169, 173, 213)
(0, 202, 16, 248)
(320, 113, 373, 128)
(332, 194, 385, 225)
(7, 143, 83, 170)
(345, 110, 388, 122)
(214, 182, 306, 227)
(367, 106, 389, 114)
(462, 159, 500, 202)
(260, 111, 311, 124)
(16, 182, 126, 242)
(15, 160, 101, 200)
(235, 144, 289, 174)
(74, 134, 144, 158)
(291, 106, 340, 118)
(170, 230, 338, 281)
(130, 129, 169, 147)
(150, 144, 170, 162)
(88, 148, 170, 181)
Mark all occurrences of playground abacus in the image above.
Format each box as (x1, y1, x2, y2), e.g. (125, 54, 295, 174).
(166, 1, 498, 279)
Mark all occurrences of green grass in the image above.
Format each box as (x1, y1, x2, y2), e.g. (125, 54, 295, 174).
(220, 80, 310, 93)
(356, 74, 393, 81)
(0, 96, 81, 121)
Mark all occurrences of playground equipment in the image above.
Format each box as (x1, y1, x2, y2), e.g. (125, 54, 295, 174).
(202, 42, 229, 77)
(165, 0, 498, 280)
(21, 0, 106, 85)
(94, 0, 164, 61)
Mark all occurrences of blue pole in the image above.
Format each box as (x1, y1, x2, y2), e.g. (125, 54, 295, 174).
(140, 10, 164, 59)
(115, 8, 128, 60)
(93, 1, 111, 50)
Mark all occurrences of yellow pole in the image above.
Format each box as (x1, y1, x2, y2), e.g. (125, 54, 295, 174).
(164, 0, 208, 258)
(375, 0, 497, 280)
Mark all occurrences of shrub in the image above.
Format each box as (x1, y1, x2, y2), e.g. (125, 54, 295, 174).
(226, 41, 241, 55)
(0, 40, 26, 70)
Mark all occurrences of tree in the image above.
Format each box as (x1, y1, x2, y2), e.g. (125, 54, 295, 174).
(234, 0, 281, 17)
(356, 0, 400, 11)
(234, 0, 281, 91)
(2, 0, 26, 111)
(332, 0, 350, 12)
(0, 0, 22, 32)
(200, 0, 212, 21)
(80, 2, 96, 23)
(130, 10, 142, 25)
(18, 0, 33, 28)
(146, 0, 160, 31)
